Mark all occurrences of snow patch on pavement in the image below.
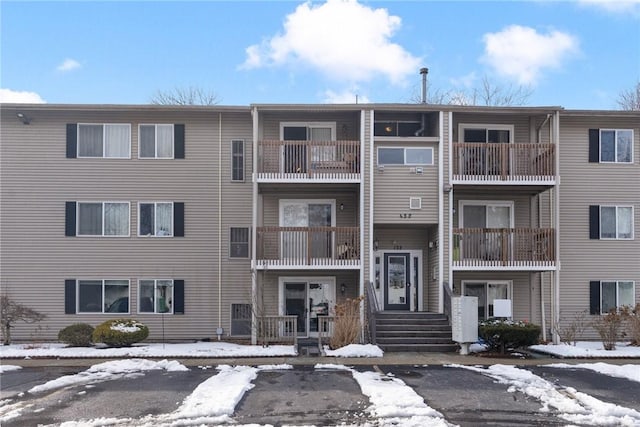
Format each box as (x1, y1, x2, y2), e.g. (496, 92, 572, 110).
(546, 362, 640, 383)
(323, 343, 383, 358)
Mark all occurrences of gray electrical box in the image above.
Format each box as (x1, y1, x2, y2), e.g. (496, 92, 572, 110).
(451, 296, 478, 355)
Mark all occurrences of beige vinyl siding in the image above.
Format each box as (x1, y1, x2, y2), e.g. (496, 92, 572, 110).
(373, 141, 439, 224)
(0, 107, 253, 341)
(558, 115, 640, 339)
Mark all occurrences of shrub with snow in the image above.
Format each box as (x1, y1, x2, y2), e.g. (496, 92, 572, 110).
(58, 323, 94, 347)
(92, 318, 149, 347)
(479, 319, 541, 354)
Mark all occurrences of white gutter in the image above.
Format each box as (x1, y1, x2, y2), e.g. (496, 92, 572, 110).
(359, 109, 367, 335)
(251, 107, 259, 345)
(447, 111, 453, 309)
(553, 110, 561, 344)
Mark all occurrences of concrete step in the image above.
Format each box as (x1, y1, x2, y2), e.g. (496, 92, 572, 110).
(376, 324, 452, 332)
(376, 330, 452, 338)
(376, 337, 455, 345)
(378, 343, 459, 353)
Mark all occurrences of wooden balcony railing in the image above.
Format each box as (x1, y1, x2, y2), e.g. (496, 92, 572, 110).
(257, 140, 360, 180)
(453, 143, 555, 182)
(256, 226, 360, 267)
(256, 315, 298, 346)
(452, 228, 555, 268)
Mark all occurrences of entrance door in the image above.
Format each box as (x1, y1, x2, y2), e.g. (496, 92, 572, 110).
(282, 279, 335, 337)
(461, 202, 513, 261)
(281, 200, 334, 261)
(384, 253, 411, 310)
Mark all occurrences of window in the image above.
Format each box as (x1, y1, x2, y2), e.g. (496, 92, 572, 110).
(76, 124, 130, 158)
(374, 121, 422, 137)
(462, 281, 512, 320)
(590, 281, 635, 314)
(589, 128, 634, 163)
(77, 279, 129, 313)
(139, 280, 173, 313)
(231, 304, 252, 335)
(591, 205, 634, 240)
(231, 140, 245, 181)
(139, 202, 174, 236)
(377, 147, 433, 165)
(139, 124, 174, 158)
(77, 202, 129, 236)
(230, 227, 250, 258)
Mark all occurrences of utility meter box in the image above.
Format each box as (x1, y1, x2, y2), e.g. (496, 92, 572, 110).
(452, 296, 478, 354)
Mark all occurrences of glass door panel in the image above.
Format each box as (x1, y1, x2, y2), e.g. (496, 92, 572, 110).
(284, 282, 307, 335)
(282, 202, 307, 260)
(309, 203, 332, 258)
(384, 253, 410, 310)
(283, 126, 307, 173)
(487, 283, 509, 318)
(308, 282, 335, 334)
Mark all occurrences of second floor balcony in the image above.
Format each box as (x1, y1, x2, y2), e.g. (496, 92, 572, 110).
(453, 227, 556, 270)
(257, 140, 360, 182)
(452, 143, 555, 184)
(256, 226, 360, 269)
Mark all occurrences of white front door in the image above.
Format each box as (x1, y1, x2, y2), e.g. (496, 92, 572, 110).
(280, 277, 336, 337)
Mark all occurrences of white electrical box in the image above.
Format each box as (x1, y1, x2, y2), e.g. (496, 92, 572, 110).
(493, 299, 512, 318)
(452, 296, 478, 345)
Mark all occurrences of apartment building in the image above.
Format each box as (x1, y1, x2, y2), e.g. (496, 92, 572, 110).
(1, 102, 637, 348)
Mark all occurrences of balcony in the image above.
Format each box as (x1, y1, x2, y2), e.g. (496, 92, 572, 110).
(452, 228, 556, 270)
(452, 143, 555, 184)
(256, 226, 360, 269)
(257, 140, 360, 182)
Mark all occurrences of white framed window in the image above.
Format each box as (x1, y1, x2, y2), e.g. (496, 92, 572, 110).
(600, 129, 633, 163)
(78, 124, 130, 158)
(600, 206, 634, 239)
(458, 123, 514, 144)
(77, 202, 130, 236)
(139, 202, 174, 237)
(377, 147, 433, 166)
(462, 281, 512, 320)
(77, 279, 130, 313)
(600, 281, 635, 314)
(138, 279, 173, 313)
(230, 227, 250, 258)
(139, 124, 174, 159)
(231, 140, 245, 182)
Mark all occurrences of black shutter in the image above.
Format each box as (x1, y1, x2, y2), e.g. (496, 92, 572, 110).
(66, 124, 77, 158)
(589, 281, 601, 315)
(65, 279, 76, 314)
(174, 280, 184, 314)
(174, 124, 185, 159)
(588, 129, 599, 163)
(174, 202, 184, 237)
(589, 205, 600, 240)
(65, 202, 77, 236)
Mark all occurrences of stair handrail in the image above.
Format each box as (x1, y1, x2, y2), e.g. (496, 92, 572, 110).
(364, 280, 379, 344)
(443, 282, 453, 326)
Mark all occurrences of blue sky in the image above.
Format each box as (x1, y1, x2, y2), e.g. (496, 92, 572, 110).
(1, 0, 639, 109)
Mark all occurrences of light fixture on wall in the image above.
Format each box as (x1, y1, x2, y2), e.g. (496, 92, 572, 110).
(373, 239, 378, 251)
(340, 203, 344, 211)
(340, 283, 346, 295)
(16, 113, 31, 125)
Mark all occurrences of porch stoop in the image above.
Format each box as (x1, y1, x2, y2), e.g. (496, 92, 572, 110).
(375, 312, 459, 353)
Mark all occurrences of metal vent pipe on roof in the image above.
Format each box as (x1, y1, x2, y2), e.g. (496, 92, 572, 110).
(420, 67, 429, 104)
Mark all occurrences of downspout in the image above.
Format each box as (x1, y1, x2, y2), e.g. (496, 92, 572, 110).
(367, 109, 374, 331)
(553, 110, 561, 344)
(359, 109, 366, 340)
(437, 110, 444, 312)
(447, 111, 453, 308)
(251, 107, 259, 345)
(217, 112, 223, 340)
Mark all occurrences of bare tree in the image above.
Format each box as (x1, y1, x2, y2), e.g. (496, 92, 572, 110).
(616, 81, 640, 111)
(1, 294, 46, 345)
(150, 86, 220, 105)
(410, 75, 532, 106)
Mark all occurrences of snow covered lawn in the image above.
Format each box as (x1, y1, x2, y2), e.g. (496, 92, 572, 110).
(530, 341, 640, 358)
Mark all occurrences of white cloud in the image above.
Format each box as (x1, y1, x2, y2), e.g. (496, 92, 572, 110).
(449, 71, 478, 88)
(578, 0, 640, 14)
(323, 89, 370, 103)
(240, 0, 421, 85)
(56, 58, 81, 72)
(481, 25, 579, 85)
(0, 88, 46, 103)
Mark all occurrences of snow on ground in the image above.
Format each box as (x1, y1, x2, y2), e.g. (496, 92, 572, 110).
(0, 365, 22, 373)
(316, 363, 453, 427)
(546, 362, 640, 383)
(323, 343, 383, 358)
(0, 341, 296, 359)
(530, 341, 640, 358)
(28, 359, 188, 394)
(451, 363, 640, 426)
